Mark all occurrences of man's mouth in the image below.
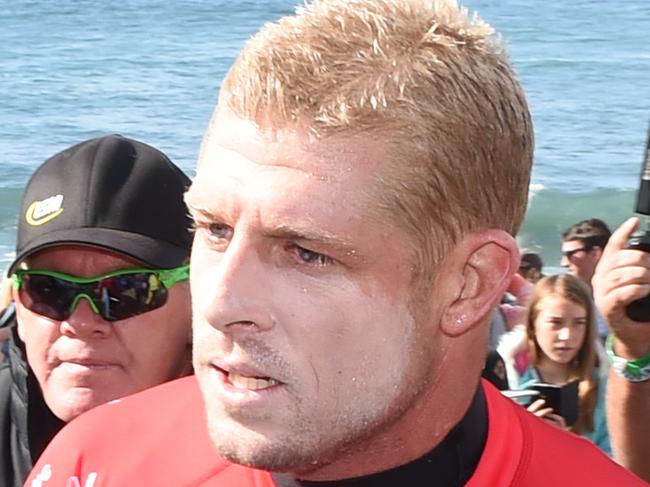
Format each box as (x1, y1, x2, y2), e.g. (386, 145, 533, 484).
(228, 371, 281, 391)
(212, 363, 283, 392)
(56, 355, 117, 371)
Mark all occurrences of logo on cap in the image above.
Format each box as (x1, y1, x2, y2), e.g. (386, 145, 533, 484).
(25, 194, 64, 226)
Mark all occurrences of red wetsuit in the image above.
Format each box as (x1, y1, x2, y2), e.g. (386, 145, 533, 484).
(25, 377, 646, 487)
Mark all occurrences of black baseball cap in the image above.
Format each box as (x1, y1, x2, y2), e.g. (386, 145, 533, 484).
(8, 134, 193, 275)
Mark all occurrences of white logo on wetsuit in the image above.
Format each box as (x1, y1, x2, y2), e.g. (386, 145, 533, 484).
(30, 464, 98, 487)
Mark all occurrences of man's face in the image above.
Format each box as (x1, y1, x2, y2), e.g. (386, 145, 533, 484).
(560, 239, 600, 284)
(187, 111, 442, 473)
(14, 246, 192, 422)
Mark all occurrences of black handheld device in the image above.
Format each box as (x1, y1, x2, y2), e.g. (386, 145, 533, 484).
(530, 380, 579, 427)
(501, 380, 580, 426)
(625, 122, 650, 322)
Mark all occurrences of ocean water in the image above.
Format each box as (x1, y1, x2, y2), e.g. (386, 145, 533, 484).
(1, 0, 648, 271)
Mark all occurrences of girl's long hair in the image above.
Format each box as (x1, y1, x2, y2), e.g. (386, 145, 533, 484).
(524, 274, 598, 433)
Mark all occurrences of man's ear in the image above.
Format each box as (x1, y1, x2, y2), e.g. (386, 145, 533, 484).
(439, 229, 520, 337)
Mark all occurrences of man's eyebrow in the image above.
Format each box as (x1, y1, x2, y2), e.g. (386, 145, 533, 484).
(267, 224, 354, 248)
(184, 203, 355, 249)
(186, 204, 217, 219)
(184, 190, 224, 220)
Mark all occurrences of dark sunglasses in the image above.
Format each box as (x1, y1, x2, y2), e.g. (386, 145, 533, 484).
(11, 265, 189, 322)
(561, 247, 590, 261)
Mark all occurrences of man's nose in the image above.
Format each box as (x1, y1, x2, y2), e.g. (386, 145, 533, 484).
(198, 239, 276, 335)
(59, 298, 112, 338)
(560, 254, 569, 268)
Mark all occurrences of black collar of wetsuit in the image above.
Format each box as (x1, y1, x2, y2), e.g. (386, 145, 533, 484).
(272, 384, 487, 487)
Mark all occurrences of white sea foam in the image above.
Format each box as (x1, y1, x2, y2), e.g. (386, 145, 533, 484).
(528, 183, 545, 201)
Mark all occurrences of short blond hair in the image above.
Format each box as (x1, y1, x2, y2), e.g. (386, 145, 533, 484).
(215, 0, 533, 270)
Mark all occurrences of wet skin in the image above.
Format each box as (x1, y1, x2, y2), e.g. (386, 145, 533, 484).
(187, 109, 445, 475)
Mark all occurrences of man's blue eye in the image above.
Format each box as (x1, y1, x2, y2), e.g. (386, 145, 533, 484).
(295, 246, 330, 266)
(208, 223, 230, 239)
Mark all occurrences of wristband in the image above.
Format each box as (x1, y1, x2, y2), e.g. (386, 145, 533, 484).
(606, 334, 650, 382)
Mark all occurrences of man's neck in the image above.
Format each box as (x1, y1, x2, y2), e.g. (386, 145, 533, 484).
(273, 385, 487, 487)
(289, 337, 488, 481)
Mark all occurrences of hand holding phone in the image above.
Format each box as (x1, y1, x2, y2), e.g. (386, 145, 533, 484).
(501, 380, 579, 427)
(530, 380, 579, 427)
(624, 122, 650, 321)
(593, 217, 650, 357)
(526, 398, 568, 430)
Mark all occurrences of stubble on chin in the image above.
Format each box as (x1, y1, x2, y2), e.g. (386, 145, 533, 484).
(202, 366, 429, 477)
(203, 404, 323, 472)
(205, 417, 344, 474)
(197, 312, 431, 476)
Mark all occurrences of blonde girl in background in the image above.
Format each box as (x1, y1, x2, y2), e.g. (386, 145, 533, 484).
(518, 273, 611, 454)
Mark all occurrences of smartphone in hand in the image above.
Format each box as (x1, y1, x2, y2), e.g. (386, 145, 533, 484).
(501, 380, 580, 427)
(530, 380, 579, 427)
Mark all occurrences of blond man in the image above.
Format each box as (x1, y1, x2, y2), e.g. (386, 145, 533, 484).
(26, 1, 643, 486)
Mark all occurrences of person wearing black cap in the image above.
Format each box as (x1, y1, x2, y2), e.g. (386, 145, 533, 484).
(0, 134, 194, 487)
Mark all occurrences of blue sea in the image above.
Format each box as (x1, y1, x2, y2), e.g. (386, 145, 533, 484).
(1, 0, 649, 272)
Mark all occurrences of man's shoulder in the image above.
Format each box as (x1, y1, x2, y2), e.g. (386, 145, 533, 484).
(514, 406, 642, 485)
(100, 373, 199, 408)
(65, 375, 202, 435)
(28, 454, 272, 487)
(0, 354, 10, 381)
(0, 356, 11, 413)
(473, 381, 646, 486)
(26, 376, 278, 486)
(34, 376, 205, 462)
(0, 331, 17, 425)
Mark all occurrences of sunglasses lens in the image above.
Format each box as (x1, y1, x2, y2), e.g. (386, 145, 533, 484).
(18, 271, 170, 322)
(97, 273, 168, 321)
(19, 274, 78, 321)
(564, 248, 582, 260)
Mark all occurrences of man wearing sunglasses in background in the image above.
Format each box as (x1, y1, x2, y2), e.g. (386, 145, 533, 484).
(561, 218, 612, 342)
(561, 218, 612, 283)
(0, 134, 193, 487)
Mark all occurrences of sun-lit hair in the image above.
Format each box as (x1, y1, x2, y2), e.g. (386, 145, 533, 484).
(209, 0, 533, 272)
(524, 274, 598, 434)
